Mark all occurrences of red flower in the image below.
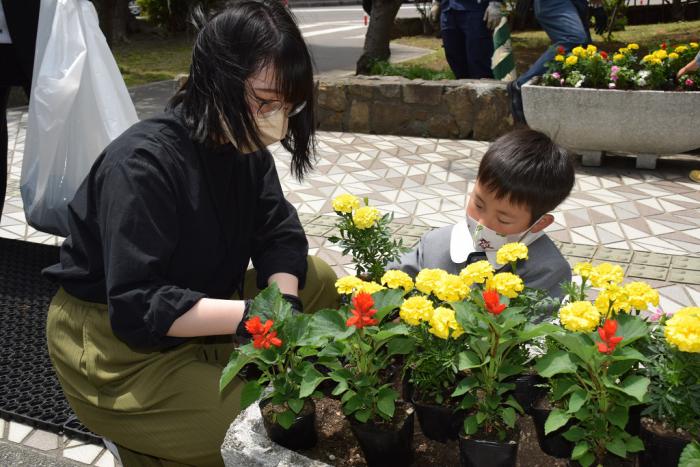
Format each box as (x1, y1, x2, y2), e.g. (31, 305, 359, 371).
(597, 319, 623, 354)
(557, 46, 566, 55)
(600, 51, 608, 59)
(661, 42, 667, 50)
(346, 292, 378, 329)
(245, 316, 282, 349)
(483, 290, 506, 315)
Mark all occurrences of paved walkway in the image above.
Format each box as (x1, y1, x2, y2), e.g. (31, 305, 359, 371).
(2, 81, 700, 465)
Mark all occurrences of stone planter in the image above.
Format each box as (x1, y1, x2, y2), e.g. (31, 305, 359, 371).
(522, 82, 700, 169)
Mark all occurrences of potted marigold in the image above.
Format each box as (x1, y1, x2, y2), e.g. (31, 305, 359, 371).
(533, 262, 656, 466)
(219, 284, 325, 450)
(640, 306, 700, 467)
(306, 286, 414, 467)
(522, 41, 700, 168)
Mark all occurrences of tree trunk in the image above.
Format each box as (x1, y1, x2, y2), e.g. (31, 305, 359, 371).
(356, 0, 404, 75)
(93, 0, 131, 46)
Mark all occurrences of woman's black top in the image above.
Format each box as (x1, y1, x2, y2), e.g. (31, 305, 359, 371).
(43, 111, 308, 351)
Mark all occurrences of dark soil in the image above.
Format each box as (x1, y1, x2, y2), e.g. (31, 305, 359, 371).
(298, 397, 568, 466)
(641, 417, 695, 442)
(261, 399, 315, 421)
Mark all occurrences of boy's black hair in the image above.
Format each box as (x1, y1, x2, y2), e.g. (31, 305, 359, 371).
(477, 129, 575, 223)
(168, 0, 315, 180)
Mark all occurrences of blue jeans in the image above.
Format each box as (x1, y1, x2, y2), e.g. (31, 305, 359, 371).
(516, 0, 591, 87)
(441, 3, 494, 79)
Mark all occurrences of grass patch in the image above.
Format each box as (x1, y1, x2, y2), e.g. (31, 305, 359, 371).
(112, 33, 194, 87)
(393, 20, 700, 78)
(370, 59, 455, 80)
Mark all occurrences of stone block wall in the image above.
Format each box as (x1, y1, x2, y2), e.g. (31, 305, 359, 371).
(316, 75, 514, 141)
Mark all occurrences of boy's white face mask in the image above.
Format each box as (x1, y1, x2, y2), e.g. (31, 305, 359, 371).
(220, 110, 288, 153)
(450, 211, 545, 268)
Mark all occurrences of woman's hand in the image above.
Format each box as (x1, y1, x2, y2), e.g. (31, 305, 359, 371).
(166, 298, 246, 337)
(678, 57, 700, 78)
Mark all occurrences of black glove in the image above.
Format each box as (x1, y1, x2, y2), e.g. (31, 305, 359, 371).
(234, 299, 254, 338)
(590, 6, 608, 35)
(282, 293, 303, 314)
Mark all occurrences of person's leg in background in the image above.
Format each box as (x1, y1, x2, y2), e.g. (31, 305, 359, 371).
(0, 86, 9, 218)
(461, 1, 494, 79)
(441, 10, 471, 79)
(508, 0, 590, 123)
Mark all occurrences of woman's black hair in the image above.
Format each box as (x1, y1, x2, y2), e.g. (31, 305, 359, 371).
(169, 0, 316, 179)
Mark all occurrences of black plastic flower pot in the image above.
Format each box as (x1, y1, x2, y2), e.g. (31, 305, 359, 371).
(625, 404, 643, 436)
(511, 373, 547, 415)
(530, 406, 574, 458)
(259, 399, 317, 451)
(411, 396, 465, 443)
(639, 422, 690, 467)
(458, 433, 519, 467)
(349, 405, 415, 467)
(568, 455, 636, 467)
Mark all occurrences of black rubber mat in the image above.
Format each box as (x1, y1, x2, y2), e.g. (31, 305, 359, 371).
(0, 237, 101, 444)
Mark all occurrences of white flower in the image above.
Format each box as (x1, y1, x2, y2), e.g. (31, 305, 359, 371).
(608, 83, 616, 88)
(638, 70, 650, 78)
(575, 80, 583, 88)
(637, 78, 647, 87)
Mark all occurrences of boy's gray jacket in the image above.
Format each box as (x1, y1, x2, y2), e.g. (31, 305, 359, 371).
(387, 225, 572, 300)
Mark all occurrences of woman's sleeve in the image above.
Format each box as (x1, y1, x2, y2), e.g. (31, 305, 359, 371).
(250, 151, 309, 290)
(96, 151, 207, 350)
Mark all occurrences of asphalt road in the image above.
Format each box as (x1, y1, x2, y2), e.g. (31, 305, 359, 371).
(290, 5, 433, 76)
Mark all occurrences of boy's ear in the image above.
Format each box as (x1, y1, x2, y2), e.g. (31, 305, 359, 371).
(530, 214, 554, 233)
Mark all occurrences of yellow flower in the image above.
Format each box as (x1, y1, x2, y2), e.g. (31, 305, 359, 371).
(335, 275, 364, 295)
(415, 268, 448, 295)
(618, 47, 629, 54)
(355, 281, 385, 295)
(664, 307, 700, 353)
(594, 284, 630, 316)
(399, 296, 435, 326)
(652, 58, 663, 66)
(675, 45, 689, 53)
(586, 44, 598, 56)
(565, 55, 579, 67)
(332, 194, 360, 214)
(428, 306, 464, 340)
(642, 54, 654, 63)
(434, 274, 470, 303)
(589, 263, 624, 288)
(496, 242, 529, 265)
(486, 272, 524, 299)
(627, 43, 639, 50)
(555, 54, 565, 62)
(573, 262, 594, 279)
(559, 301, 601, 333)
(381, 270, 414, 293)
(613, 53, 625, 63)
(572, 46, 585, 57)
(352, 206, 380, 230)
(460, 260, 494, 286)
(653, 49, 668, 60)
(691, 42, 699, 49)
(623, 281, 659, 311)
(669, 52, 679, 60)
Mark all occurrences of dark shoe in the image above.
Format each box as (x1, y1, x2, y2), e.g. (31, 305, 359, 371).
(507, 80, 527, 126)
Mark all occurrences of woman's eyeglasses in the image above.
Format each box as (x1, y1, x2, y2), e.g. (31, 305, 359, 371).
(253, 97, 307, 119)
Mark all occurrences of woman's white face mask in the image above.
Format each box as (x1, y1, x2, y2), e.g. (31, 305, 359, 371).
(220, 109, 288, 154)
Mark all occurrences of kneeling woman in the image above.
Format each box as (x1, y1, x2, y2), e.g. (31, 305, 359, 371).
(44, 2, 338, 465)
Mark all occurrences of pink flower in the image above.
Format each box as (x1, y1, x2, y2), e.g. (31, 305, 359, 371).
(611, 66, 620, 73)
(552, 72, 561, 79)
(686, 78, 694, 86)
(560, 79, 565, 85)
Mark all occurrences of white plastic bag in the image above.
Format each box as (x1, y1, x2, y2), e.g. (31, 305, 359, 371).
(21, 0, 138, 237)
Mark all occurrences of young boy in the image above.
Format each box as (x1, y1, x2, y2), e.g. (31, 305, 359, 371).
(387, 128, 575, 300)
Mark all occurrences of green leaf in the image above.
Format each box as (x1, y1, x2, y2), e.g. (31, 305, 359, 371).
(300, 366, 327, 398)
(453, 301, 479, 331)
(535, 349, 577, 378)
(250, 283, 289, 322)
(518, 322, 560, 342)
(386, 336, 414, 356)
(219, 353, 252, 392)
(463, 415, 478, 435)
(616, 375, 651, 403)
(452, 376, 479, 397)
(571, 441, 590, 460)
(545, 409, 571, 435)
(578, 452, 596, 467)
(550, 332, 595, 361)
(287, 398, 304, 414)
(611, 345, 649, 363)
(344, 394, 363, 414)
(567, 390, 587, 414)
(355, 408, 372, 423)
(372, 288, 405, 322)
(374, 322, 410, 342)
(563, 426, 586, 442)
(501, 407, 517, 428)
(377, 387, 398, 419)
(626, 436, 644, 453)
(332, 379, 348, 396)
(615, 313, 649, 347)
(282, 314, 308, 347)
(276, 410, 295, 430)
(551, 378, 579, 401)
(308, 308, 351, 340)
(240, 380, 263, 410)
(606, 437, 627, 458)
(458, 394, 477, 410)
(458, 350, 483, 370)
(606, 405, 628, 429)
(679, 440, 700, 467)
